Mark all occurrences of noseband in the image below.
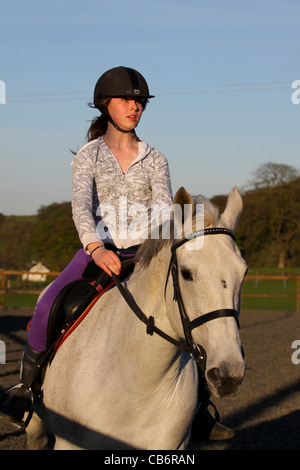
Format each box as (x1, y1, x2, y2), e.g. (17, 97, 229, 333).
(111, 227, 240, 367)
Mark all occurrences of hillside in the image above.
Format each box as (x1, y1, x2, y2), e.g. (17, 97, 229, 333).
(0, 202, 80, 271)
(0, 171, 299, 271)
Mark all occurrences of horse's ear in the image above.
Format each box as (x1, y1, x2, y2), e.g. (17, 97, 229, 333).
(173, 187, 194, 227)
(220, 186, 243, 232)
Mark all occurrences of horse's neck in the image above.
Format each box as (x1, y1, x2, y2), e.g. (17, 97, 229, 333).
(126, 251, 182, 377)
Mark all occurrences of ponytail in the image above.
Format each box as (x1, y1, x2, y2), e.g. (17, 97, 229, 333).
(86, 114, 108, 141)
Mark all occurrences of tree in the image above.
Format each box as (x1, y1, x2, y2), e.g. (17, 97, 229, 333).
(0, 202, 80, 270)
(241, 164, 300, 268)
(31, 202, 80, 271)
(0, 216, 36, 269)
(247, 162, 299, 189)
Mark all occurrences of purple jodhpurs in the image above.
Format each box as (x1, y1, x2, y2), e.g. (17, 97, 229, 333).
(28, 248, 91, 352)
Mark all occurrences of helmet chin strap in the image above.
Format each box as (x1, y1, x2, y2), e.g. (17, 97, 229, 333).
(108, 115, 133, 134)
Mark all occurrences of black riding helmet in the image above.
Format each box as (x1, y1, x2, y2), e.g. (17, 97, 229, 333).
(93, 66, 154, 133)
(94, 66, 155, 105)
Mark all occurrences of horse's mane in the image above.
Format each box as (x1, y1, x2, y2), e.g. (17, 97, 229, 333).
(136, 195, 220, 269)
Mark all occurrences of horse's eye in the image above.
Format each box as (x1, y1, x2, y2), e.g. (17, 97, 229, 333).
(181, 268, 193, 281)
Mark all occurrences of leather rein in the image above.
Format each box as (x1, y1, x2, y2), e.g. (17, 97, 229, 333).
(111, 227, 240, 365)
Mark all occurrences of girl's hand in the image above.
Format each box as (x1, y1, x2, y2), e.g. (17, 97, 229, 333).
(87, 244, 121, 276)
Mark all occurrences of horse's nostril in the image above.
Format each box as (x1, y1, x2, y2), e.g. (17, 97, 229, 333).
(206, 368, 221, 388)
(206, 367, 243, 396)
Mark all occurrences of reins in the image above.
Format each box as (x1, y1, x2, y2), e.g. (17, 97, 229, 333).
(111, 271, 192, 354)
(111, 227, 240, 364)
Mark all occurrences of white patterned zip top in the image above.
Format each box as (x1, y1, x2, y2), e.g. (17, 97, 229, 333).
(71, 136, 173, 250)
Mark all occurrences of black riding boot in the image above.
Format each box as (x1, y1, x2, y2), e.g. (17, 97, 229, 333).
(0, 342, 43, 428)
(190, 367, 234, 442)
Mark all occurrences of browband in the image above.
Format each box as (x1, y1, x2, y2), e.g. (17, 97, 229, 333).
(172, 227, 235, 251)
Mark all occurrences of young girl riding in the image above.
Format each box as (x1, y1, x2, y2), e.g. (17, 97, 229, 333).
(0, 66, 233, 442)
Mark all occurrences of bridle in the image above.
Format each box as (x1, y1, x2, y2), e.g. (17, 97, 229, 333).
(111, 227, 240, 368)
(166, 227, 240, 366)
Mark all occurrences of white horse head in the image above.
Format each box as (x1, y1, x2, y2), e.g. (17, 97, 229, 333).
(163, 186, 247, 397)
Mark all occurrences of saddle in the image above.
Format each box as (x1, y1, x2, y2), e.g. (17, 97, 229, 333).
(46, 265, 110, 351)
(46, 257, 136, 354)
(26, 250, 138, 381)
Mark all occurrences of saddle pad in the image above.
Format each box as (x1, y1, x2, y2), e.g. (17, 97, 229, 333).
(53, 279, 115, 355)
(26, 259, 136, 360)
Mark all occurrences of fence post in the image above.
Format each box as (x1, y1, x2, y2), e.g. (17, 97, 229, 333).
(0, 271, 5, 307)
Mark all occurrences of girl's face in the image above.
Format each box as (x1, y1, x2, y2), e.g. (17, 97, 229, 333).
(107, 97, 144, 132)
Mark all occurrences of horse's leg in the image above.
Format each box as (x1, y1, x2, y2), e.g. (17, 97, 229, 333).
(26, 411, 50, 450)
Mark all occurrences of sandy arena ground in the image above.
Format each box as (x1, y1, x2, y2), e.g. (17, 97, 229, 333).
(1, 307, 300, 450)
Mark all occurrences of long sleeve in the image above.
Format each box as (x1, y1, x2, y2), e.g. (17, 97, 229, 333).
(150, 152, 173, 206)
(148, 152, 173, 236)
(71, 141, 103, 251)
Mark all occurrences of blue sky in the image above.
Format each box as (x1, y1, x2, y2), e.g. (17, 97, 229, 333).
(0, 0, 299, 215)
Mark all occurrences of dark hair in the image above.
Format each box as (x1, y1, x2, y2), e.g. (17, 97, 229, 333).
(86, 97, 110, 141)
(86, 114, 108, 141)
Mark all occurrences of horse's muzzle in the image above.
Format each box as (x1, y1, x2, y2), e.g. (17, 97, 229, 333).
(206, 365, 245, 397)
